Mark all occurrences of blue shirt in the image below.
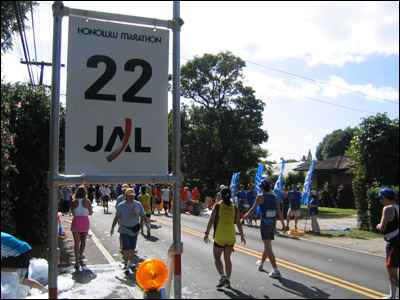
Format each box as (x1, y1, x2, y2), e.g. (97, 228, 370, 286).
(247, 190, 257, 208)
(287, 190, 301, 209)
(246, 190, 257, 208)
(1, 232, 31, 258)
(260, 193, 277, 226)
(309, 198, 319, 215)
(236, 190, 247, 206)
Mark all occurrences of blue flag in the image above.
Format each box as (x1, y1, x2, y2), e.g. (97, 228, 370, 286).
(230, 173, 240, 204)
(254, 164, 264, 215)
(302, 160, 315, 206)
(274, 158, 285, 203)
(255, 164, 264, 195)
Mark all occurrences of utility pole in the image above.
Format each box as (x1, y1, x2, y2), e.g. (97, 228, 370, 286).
(20, 61, 65, 86)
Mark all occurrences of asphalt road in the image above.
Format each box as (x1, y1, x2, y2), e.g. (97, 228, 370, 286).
(86, 203, 388, 299)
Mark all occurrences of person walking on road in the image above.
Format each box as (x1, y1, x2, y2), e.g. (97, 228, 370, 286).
(70, 185, 93, 270)
(110, 188, 148, 270)
(244, 179, 286, 279)
(138, 186, 152, 237)
(376, 188, 399, 299)
(204, 187, 246, 289)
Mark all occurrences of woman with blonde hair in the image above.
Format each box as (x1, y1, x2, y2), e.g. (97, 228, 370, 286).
(70, 185, 93, 270)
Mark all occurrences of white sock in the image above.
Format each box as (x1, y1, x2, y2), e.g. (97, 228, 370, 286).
(390, 284, 396, 298)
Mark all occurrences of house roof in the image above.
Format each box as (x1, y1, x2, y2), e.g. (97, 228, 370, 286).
(294, 156, 357, 173)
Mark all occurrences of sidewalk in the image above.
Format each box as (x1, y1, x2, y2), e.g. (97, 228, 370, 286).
(285, 215, 386, 257)
(27, 213, 143, 299)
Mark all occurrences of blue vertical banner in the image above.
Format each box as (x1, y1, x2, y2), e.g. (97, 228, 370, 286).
(274, 158, 285, 202)
(302, 160, 315, 206)
(230, 173, 240, 204)
(255, 164, 264, 195)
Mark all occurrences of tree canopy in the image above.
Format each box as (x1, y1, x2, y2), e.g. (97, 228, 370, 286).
(179, 51, 268, 188)
(1, 1, 37, 56)
(316, 127, 356, 160)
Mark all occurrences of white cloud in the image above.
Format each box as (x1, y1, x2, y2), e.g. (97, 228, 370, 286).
(321, 75, 399, 102)
(181, 2, 399, 67)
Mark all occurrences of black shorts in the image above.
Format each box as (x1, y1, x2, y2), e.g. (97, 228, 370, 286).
(261, 223, 275, 241)
(2, 250, 31, 271)
(386, 236, 399, 268)
(214, 241, 234, 249)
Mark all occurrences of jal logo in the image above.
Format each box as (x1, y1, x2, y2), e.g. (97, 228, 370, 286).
(84, 118, 150, 162)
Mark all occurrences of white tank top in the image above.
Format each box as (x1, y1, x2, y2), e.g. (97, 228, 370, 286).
(73, 198, 89, 217)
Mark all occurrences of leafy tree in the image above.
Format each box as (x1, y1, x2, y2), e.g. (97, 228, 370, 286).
(1, 82, 65, 244)
(1, 1, 37, 56)
(179, 52, 268, 188)
(316, 127, 356, 160)
(350, 113, 399, 230)
(351, 113, 399, 185)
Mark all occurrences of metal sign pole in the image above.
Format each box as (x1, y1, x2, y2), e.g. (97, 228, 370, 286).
(48, 2, 64, 298)
(172, 2, 183, 298)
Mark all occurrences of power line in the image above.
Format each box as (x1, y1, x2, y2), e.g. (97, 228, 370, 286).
(30, 2, 39, 83)
(267, 86, 379, 115)
(13, 1, 35, 86)
(246, 60, 399, 105)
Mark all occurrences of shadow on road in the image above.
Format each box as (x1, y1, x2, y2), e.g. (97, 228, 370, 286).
(72, 266, 97, 284)
(273, 277, 330, 299)
(217, 287, 258, 299)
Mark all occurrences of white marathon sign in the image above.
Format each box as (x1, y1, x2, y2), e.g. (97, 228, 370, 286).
(65, 16, 169, 175)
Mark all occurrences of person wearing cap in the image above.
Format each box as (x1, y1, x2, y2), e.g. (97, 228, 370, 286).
(376, 188, 399, 299)
(285, 184, 302, 230)
(244, 179, 286, 279)
(308, 190, 320, 234)
(110, 188, 148, 270)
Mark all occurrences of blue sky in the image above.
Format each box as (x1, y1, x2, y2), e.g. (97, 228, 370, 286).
(2, 1, 399, 163)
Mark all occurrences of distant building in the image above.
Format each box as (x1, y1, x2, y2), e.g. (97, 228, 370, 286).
(269, 161, 303, 177)
(294, 156, 357, 190)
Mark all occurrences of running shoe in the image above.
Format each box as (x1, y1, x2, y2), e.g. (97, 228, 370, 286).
(216, 275, 229, 288)
(74, 262, 80, 270)
(123, 262, 130, 270)
(224, 278, 231, 289)
(256, 260, 264, 271)
(269, 270, 281, 279)
(129, 260, 137, 268)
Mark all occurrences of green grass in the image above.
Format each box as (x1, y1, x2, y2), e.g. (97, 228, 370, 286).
(307, 229, 383, 239)
(300, 206, 356, 218)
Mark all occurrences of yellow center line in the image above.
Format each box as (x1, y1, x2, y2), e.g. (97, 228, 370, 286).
(154, 217, 385, 299)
